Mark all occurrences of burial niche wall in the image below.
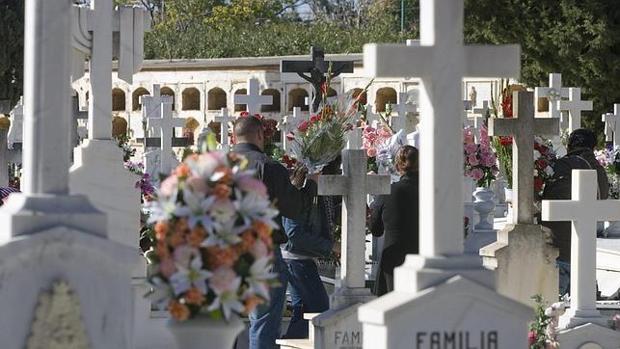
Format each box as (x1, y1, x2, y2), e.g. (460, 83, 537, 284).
(208, 87, 227, 110)
(182, 87, 200, 111)
(112, 88, 126, 111)
(288, 88, 309, 111)
(375, 87, 397, 112)
(261, 89, 281, 113)
(160, 86, 176, 111)
(132, 87, 150, 111)
(234, 89, 247, 112)
(350, 88, 368, 105)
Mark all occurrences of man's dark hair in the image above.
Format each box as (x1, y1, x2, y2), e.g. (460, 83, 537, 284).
(233, 116, 263, 139)
(568, 128, 596, 151)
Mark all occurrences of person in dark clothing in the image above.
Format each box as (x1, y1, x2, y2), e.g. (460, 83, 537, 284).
(541, 128, 609, 297)
(369, 145, 420, 296)
(232, 115, 317, 349)
(281, 158, 341, 339)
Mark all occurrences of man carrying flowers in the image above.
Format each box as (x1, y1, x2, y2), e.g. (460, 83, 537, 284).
(233, 115, 318, 349)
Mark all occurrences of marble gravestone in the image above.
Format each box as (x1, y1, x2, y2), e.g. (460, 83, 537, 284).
(534, 73, 570, 156)
(480, 91, 560, 307)
(234, 78, 273, 115)
(359, 1, 532, 348)
(542, 170, 620, 347)
(557, 87, 592, 133)
(0, 0, 136, 347)
(602, 104, 620, 149)
(214, 107, 234, 151)
(389, 92, 417, 133)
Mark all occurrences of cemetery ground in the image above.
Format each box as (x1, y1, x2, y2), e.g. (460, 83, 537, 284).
(1, 0, 620, 349)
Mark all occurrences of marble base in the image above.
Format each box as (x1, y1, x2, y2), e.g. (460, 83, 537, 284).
(557, 323, 620, 348)
(312, 303, 366, 349)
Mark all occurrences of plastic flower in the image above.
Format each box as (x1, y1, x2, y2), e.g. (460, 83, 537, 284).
(236, 174, 268, 197)
(246, 257, 277, 300)
(147, 277, 174, 310)
(169, 256, 212, 296)
(207, 277, 245, 320)
(235, 191, 279, 227)
(203, 218, 244, 247)
(174, 188, 218, 232)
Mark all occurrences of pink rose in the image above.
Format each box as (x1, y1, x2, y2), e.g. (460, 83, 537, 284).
(297, 121, 309, 133)
(250, 240, 269, 259)
(470, 168, 484, 181)
(160, 175, 179, 197)
(464, 144, 477, 155)
(367, 148, 378, 158)
(467, 154, 479, 166)
(237, 175, 268, 197)
(160, 258, 177, 278)
(210, 267, 238, 294)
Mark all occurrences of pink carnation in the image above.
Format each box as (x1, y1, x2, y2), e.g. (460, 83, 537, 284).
(367, 148, 378, 158)
(250, 240, 269, 259)
(470, 168, 484, 181)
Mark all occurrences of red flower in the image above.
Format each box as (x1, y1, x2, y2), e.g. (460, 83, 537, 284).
(310, 115, 319, 123)
(534, 177, 544, 192)
(499, 136, 513, 146)
(528, 331, 537, 345)
(297, 121, 309, 133)
(535, 159, 547, 169)
(320, 82, 328, 96)
(240, 111, 249, 118)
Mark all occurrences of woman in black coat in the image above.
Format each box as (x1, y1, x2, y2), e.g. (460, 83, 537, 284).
(369, 145, 419, 296)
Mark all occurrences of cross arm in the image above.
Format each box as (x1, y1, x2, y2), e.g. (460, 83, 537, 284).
(363, 44, 433, 78)
(318, 175, 348, 196)
(541, 200, 579, 222)
(487, 117, 516, 137)
(557, 100, 593, 111)
(464, 45, 521, 78)
(280, 61, 314, 74)
(367, 175, 391, 195)
(534, 118, 561, 136)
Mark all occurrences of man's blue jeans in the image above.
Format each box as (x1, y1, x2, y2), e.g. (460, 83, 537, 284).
(558, 260, 571, 298)
(249, 248, 288, 349)
(282, 258, 330, 339)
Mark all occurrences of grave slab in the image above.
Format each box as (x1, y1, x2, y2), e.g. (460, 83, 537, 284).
(557, 323, 620, 349)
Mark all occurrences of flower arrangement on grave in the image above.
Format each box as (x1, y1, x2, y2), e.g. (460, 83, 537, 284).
(594, 146, 620, 199)
(528, 295, 563, 349)
(463, 125, 499, 188)
(124, 161, 157, 202)
(115, 133, 136, 162)
(144, 151, 280, 321)
(533, 137, 557, 201)
(362, 123, 406, 176)
(490, 84, 517, 188)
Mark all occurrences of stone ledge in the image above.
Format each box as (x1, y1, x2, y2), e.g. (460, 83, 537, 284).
(276, 339, 314, 349)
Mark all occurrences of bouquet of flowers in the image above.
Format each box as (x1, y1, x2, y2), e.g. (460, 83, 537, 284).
(362, 125, 406, 176)
(124, 161, 157, 202)
(534, 137, 556, 200)
(464, 125, 499, 188)
(595, 146, 620, 198)
(288, 77, 369, 173)
(145, 151, 279, 321)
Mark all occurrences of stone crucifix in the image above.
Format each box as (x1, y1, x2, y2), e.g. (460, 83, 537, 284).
(318, 148, 390, 307)
(364, 0, 520, 260)
(234, 78, 272, 116)
(280, 107, 302, 152)
(390, 92, 417, 132)
(557, 87, 593, 132)
(281, 47, 354, 114)
(489, 91, 559, 224)
(542, 170, 620, 329)
(146, 97, 185, 175)
(534, 73, 570, 120)
(602, 104, 620, 147)
(214, 107, 234, 151)
(472, 100, 490, 129)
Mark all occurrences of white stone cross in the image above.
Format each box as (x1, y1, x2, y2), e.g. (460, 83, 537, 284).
(146, 98, 184, 175)
(601, 104, 620, 147)
(542, 170, 620, 329)
(534, 73, 570, 119)
(71, 95, 88, 148)
(234, 78, 272, 115)
(365, 103, 381, 127)
(214, 108, 234, 151)
(141, 85, 173, 138)
(318, 149, 390, 307)
(346, 127, 363, 150)
(7, 97, 23, 150)
(364, 0, 520, 257)
(390, 92, 417, 132)
(557, 88, 593, 132)
(281, 107, 302, 151)
(472, 100, 490, 129)
(489, 91, 559, 224)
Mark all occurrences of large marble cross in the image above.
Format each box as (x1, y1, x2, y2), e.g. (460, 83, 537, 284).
(601, 104, 620, 147)
(318, 148, 390, 307)
(557, 88, 592, 132)
(7, 97, 23, 150)
(489, 91, 559, 224)
(141, 84, 173, 138)
(534, 73, 570, 120)
(346, 127, 363, 150)
(280, 107, 302, 151)
(234, 78, 272, 115)
(281, 46, 354, 113)
(542, 170, 620, 329)
(390, 92, 417, 132)
(71, 95, 88, 148)
(364, 0, 520, 257)
(146, 97, 185, 175)
(214, 108, 234, 151)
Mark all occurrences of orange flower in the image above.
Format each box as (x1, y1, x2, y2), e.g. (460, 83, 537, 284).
(156, 241, 171, 259)
(169, 231, 186, 247)
(206, 246, 238, 268)
(154, 221, 170, 241)
(252, 221, 272, 243)
(175, 164, 191, 178)
(213, 183, 231, 199)
(169, 300, 191, 321)
(174, 218, 190, 235)
(239, 230, 257, 252)
(188, 226, 206, 247)
(244, 295, 264, 314)
(184, 288, 205, 306)
(214, 166, 233, 184)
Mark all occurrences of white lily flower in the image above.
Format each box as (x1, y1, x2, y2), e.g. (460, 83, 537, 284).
(176, 188, 219, 232)
(234, 191, 279, 228)
(169, 256, 212, 296)
(207, 277, 244, 320)
(147, 277, 173, 310)
(202, 218, 244, 247)
(145, 195, 179, 224)
(246, 257, 277, 300)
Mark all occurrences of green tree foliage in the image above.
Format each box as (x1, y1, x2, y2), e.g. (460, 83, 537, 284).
(0, 0, 24, 106)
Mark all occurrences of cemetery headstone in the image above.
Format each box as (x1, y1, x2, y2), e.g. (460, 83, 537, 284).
(542, 170, 620, 347)
(602, 112, 615, 143)
(557, 87, 593, 133)
(480, 91, 560, 306)
(234, 78, 272, 115)
(0, 1, 136, 347)
(71, 95, 88, 149)
(359, 1, 532, 348)
(146, 97, 185, 176)
(389, 91, 416, 133)
(534, 73, 570, 156)
(281, 47, 354, 113)
(7, 97, 23, 150)
(214, 107, 234, 151)
(603, 104, 620, 148)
